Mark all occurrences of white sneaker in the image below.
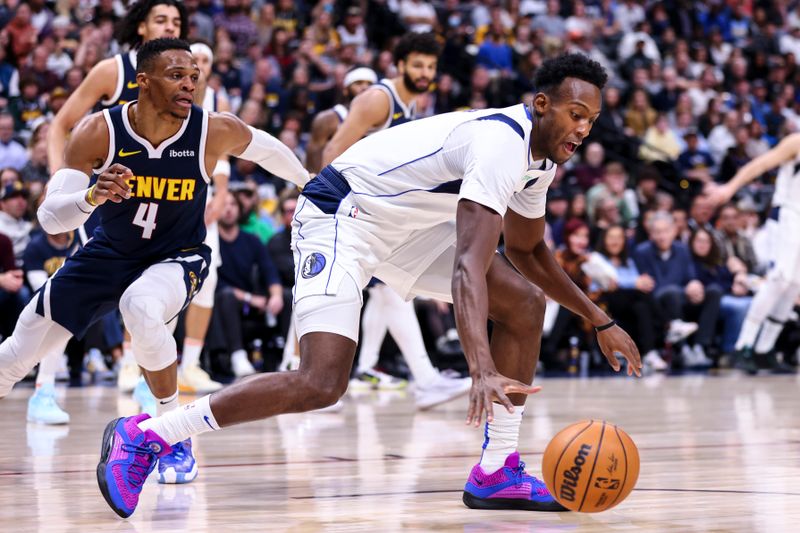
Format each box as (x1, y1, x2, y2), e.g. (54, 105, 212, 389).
(179, 365, 223, 394)
(666, 320, 698, 344)
(691, 345, 713, 367)
(349, 369, 408, 391)
(117, 363, 140, 393)
(415, 373, 472, 410)
(232, 352, 256, 377)
(86, 348, 109, 373)
(643, 350, 669, 372)
(27, 385, 70, 425)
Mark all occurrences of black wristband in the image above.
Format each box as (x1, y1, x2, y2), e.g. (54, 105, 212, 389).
(594, 320, 616, 332)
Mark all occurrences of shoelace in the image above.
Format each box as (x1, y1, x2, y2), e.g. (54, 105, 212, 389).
(120, 443, 157, 488)
(511, 461, 551, 496)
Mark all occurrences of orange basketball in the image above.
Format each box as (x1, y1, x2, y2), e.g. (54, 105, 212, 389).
(541, 420, 639, 513)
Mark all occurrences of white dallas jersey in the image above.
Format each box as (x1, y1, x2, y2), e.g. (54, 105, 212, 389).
(774, 152, 800, 209)
(333, 104, 556, 230)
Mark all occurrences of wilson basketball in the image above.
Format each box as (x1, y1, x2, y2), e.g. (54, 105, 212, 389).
(541, 420, 639, 513)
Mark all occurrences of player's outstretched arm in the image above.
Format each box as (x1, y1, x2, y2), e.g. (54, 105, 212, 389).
(320, 90, 390, 167)
(38, 113, 132, 234)
(454, 200, 541, 428)
(503, 209, 642, 376)
(46, 58, 118, 174)
(208, 112, 310, 187)
(709, 132, 800, 206)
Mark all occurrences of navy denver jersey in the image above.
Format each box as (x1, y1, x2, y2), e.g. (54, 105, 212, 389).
(23, 232, 77, 277)
(373, 79, 415, 131)
(92, 101, 210, 257)
(98, 52, 140, 110)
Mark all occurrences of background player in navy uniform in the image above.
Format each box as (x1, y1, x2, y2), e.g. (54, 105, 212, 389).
(0, 39, 309, 512)
(23, 229, 77, 425)
(305, 65, 377, 174)
(47, 0, 187, 174)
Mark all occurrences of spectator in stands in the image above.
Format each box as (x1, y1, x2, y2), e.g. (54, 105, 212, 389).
(211, 194, 283, 378)
(400, 0, 437, 33)
(716, 203, 762, 276)
(0, 230, 24, 339)
(6, 2, 38, 62)
(719, 125, 752, 184)
(586, 162, 638, 227)
(571, 142, 605, 191)
(214, 0, 258, 56)
(596, 225, 665, 370)
(267, 188, 298, 337)
(625, 88, 657, 138)
(639, 112, 681, 162)
(233, 180, 275, 244)
(20, 137, 48, 191)
(0, 181, 32, 265)
(689, 228, 749, 363)
(0, 113, 27, 170)
(634, 211, 720, 360)
(678, 128, 715, 183)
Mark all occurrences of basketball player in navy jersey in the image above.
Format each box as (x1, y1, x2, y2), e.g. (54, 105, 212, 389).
(321, 32, 439, 165)
(305, 65, 377, 174)
(47, 0, 188, 397)
(47, 0, 187, 173)
(100, 53, 641, 518)
(0, 39, 308, 516)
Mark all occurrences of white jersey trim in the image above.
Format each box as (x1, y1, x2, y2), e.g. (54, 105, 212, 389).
(100, 54, 125, 107)
(94, 109, 116, 174)
(120, 101, 191, 159)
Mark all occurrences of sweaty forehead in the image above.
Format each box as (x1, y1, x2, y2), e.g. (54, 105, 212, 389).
(553, 78, 602, 113)
(158, 50, 197, 70)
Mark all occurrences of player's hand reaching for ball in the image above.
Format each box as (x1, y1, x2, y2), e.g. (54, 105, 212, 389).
(90, 164, 132, 205)
(596, 323, 642, 377)
(465, 371, 541, 427)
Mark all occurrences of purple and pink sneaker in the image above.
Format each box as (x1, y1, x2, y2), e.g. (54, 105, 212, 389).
(463, 452, 568, 511)
(96, 413, 172, 518)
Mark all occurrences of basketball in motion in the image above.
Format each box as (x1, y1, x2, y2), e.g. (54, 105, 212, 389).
(542, 420, 639, 512)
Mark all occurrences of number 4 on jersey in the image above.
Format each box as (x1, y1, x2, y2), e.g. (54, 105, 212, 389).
(133, 202, 159, 239)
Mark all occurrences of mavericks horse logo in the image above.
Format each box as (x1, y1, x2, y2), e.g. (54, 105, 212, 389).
(302, 253, 326, 279)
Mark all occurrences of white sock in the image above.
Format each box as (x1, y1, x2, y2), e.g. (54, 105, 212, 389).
(735, 318, 762, 350)
(36, 351, 61, 389)
(755, 318, 784, 354)
(357, 287, 388, 373)
(139, 394, 220, 445)
(231, 349, 248, 364)
(155, 390, 179, 417)
(479, 404, 524, 473)
(181, 340, 203, 370)
(384, 294, 439, 388)
(121, 343, 136, 366)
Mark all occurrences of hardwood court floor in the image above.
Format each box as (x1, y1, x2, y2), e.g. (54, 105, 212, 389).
(2, 374, 800, 532)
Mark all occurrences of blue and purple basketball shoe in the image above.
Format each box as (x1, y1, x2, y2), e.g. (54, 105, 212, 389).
(157, 439, 198, 484)
(96, 413, 171, 518)
(463, 452, 568, 511)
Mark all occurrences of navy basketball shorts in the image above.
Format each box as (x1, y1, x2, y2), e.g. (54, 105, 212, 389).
(35, 238, 210, 339)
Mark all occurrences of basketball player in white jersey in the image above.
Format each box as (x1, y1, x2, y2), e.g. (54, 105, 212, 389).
(322, 34, 472, 407)
(305, 65, 377, 174)
(102, 54, 641, 517)
(174, 42, 233, 394)
(709, 134, 800, 374)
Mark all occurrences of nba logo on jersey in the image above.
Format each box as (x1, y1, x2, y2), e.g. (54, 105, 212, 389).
(302, 253, 326, 278)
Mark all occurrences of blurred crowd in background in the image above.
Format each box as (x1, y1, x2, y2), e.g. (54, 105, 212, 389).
(3, 0, 800, 382)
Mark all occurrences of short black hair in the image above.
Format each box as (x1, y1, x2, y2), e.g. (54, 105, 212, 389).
(117, 0, 188, 48)
(534, 54, 608, 98)
(137, 38, 192, 74)
(393, 32, 441, 64)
